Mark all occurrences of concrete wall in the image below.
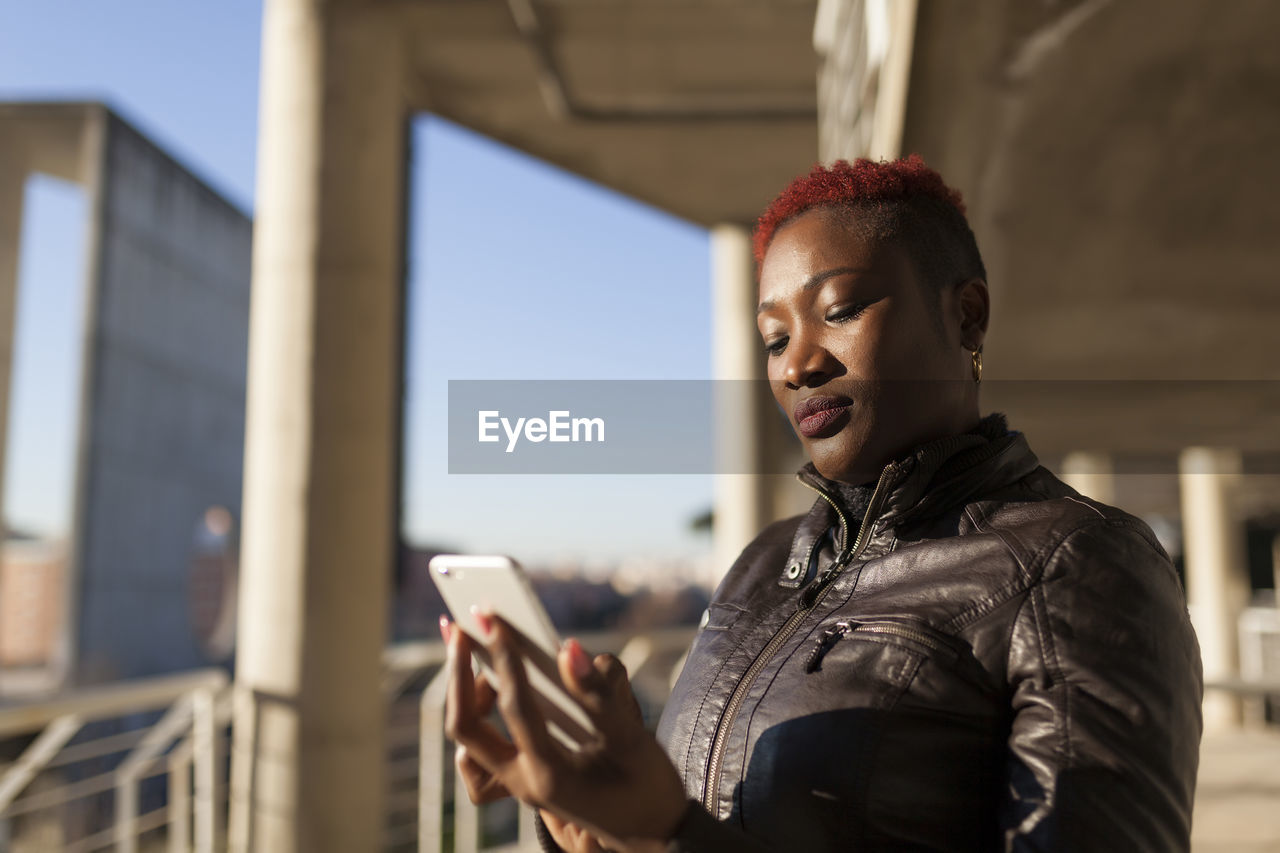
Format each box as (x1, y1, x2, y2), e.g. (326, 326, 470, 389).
(73, 114, 251, 683)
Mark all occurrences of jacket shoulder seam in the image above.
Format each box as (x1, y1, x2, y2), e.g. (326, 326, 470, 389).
(944, 511, 1136, 633)
(1030, 580, 1072, 763)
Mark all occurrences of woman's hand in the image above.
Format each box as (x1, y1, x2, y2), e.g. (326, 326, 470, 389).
(443, 616, 513, 805)
(442, 613, 688, 853)
(442, 621, 604, 852)
(541, 810, 606, 853)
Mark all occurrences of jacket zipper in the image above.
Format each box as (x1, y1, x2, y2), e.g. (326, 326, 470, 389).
(804, 620, 950, 672)
(700, 461, 900, 815)
(802, 474, 853, 553)
(854, 622, 947, 649)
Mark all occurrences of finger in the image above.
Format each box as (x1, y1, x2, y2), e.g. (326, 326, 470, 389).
(473, 671, 498, 716)
(591, 653, 644, 721)
(540, 811, 605, 853)
(592, 652, 643, 729)
(566, 825, 606, 853)
(455, 745, 511, 804)
(446, 621, 477, 719)
(445, 624, 517, 769)
(557, 642, 634, 723)
(486, 615, 559, 759)
(556, 639, 611, 708)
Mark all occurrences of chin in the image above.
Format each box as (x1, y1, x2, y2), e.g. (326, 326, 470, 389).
(807, 437, 879, 486)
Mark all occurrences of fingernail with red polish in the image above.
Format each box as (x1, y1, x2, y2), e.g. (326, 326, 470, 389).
(567, 638, 592, 681)
(470, 606, 493, 637)
(439, 615, 451, 644)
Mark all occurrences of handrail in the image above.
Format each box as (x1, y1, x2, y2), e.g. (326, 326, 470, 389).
(1204, 677, 1280, 697)
(1, 631, 697, 852)
(0, 668, 230, 853)
(0, 668, 228, 737)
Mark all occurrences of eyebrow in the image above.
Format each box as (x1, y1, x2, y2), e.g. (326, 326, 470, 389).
(756, 266, 869, 315)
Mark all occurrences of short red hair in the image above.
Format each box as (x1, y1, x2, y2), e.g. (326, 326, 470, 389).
(752, 155, 968, 264)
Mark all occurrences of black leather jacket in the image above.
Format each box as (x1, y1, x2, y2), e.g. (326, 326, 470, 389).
(653, 417, 1203, 852)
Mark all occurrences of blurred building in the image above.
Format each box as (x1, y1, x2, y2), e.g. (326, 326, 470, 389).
(0, 102, 251, 696)
(0, 540, 65, 677)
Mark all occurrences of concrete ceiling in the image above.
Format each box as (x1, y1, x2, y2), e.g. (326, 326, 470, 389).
(903, 0, 1280, 455)
(395, 0, 1280, 457)
(15, 3, 1275, 465)
(397, 0, 820, 227)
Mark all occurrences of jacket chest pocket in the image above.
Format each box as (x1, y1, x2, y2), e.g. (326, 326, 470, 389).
(800, 619, 959, 706)
(737, 619, 999, 851)
(737, 621, 951, 849)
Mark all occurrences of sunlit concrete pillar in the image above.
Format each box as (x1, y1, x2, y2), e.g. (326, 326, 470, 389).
(229, 2, 406, 851)
(1272, 533, 1280, 602)
(0, 166, 25, 544)
(1179, 447, 1250, 731)
(1060, 451, 1116, 505)
(711, 224, 770, 588)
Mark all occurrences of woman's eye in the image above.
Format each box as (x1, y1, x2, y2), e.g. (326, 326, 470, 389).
(763, 336, 788, 357)
(825, 303, 867, 323)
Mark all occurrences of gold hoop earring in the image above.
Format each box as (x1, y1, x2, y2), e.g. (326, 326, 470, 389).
(971, 346, 983, 385)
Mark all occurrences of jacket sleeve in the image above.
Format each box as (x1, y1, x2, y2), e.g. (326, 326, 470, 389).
(1001, 520, 1203, 852)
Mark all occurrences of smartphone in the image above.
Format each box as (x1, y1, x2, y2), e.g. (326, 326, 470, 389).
(429, 554, 598, 751)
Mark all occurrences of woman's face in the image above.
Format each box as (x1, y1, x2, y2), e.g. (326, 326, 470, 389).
(757, 209, 985, 484)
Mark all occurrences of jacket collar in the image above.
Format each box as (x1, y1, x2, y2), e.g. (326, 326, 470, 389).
(780, 414, 1039, 587)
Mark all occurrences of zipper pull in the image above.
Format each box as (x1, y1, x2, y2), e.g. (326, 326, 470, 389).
(799, 550, 853, 608)
(804, 620, 856, 673)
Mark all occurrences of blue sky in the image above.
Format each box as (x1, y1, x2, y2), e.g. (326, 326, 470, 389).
(0, 1, 715, 563)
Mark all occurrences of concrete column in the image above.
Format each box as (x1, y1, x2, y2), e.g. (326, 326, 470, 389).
(710, 225, 769, 589)
(867, 0, 919, 161)
(229, 2, 406, 851)
(1272, 532, 1280, 602)
(1179, 447, 1250, 731)
(1060, 451, 1116, 505)
(0, 166, 25, 543)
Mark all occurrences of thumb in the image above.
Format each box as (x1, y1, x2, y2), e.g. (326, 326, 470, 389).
(558, 640, 635, 722)
(558, 637, 599, 692)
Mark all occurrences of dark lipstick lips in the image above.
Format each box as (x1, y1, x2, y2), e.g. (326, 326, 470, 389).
(794, 395, 853, 438)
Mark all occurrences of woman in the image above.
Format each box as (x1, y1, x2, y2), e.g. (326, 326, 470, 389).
(443, 156, 1203, 852)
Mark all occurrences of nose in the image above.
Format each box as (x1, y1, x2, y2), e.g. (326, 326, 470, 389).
(781, 335, 836, 389)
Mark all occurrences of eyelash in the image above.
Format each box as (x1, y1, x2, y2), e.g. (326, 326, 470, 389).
(826, 303, 868, 323)
(762, 303, 869, 357)
(763, 338, 788, 356)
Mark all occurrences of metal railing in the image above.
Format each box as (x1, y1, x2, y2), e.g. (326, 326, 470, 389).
(9, 607, 1280, 852)
(0, 628, 695, 852)
(8, 609, 1280, 851)
(0, 669, 230, 853)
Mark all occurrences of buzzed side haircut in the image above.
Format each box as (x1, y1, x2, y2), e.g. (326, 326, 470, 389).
(753, 155, 988, 301)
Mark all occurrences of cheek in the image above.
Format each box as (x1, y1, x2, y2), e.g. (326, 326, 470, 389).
(854, 316, 936, 378)
(826, 331, 876, 377)
(767, 365, 790, 406)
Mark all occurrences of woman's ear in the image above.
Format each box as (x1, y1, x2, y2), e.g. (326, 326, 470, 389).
(955, 278, 990, 351)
